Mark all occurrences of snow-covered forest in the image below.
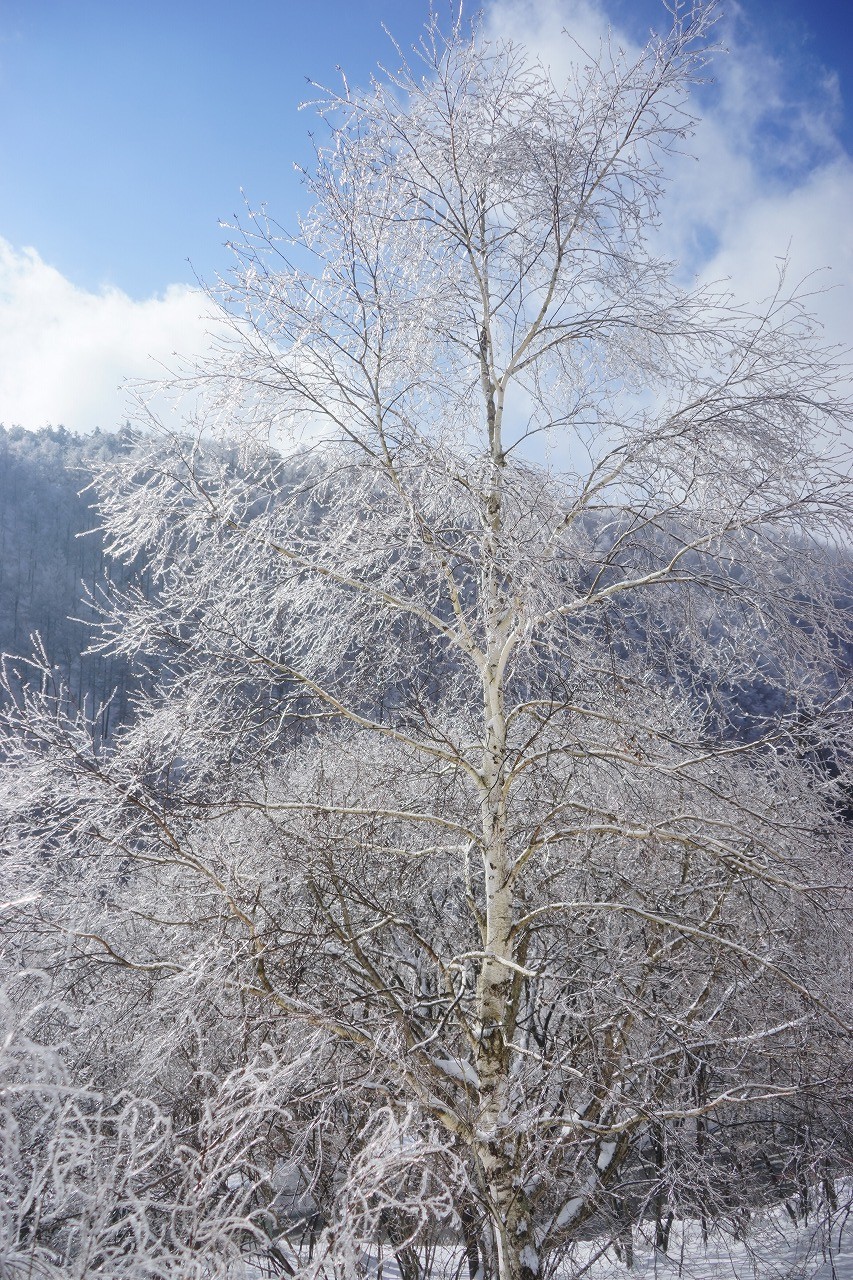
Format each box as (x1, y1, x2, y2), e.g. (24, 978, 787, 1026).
(0, 425, 151, 736)
(2, 4, 853, 1279)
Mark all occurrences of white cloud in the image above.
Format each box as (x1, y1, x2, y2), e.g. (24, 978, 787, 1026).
(661, 13, 853, 332)
(0, 239, 218, 432)
(486, 0, 634, 74)
(486, 0, 853, 355)
(700, 158, 853, 350)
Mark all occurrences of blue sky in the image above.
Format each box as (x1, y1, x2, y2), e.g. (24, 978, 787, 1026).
(1, 0, 851, 429)
(0, 0, 433, 297)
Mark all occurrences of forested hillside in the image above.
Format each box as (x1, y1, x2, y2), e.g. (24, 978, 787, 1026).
(2, 424, 849, 753)
(0, 424, 144, 737)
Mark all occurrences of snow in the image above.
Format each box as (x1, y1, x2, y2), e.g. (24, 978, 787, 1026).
(520, 1243, 541, 1274)
(575, 1189, 853, 1280)
(575, 1205, 853, 1279)
(597, 1139, 618, 1170)
(432, 1054, 478, 1086)
(238, 1190, 853, 1279)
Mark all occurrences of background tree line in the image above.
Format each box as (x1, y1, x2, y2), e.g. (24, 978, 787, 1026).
(0, 424, 148, 739)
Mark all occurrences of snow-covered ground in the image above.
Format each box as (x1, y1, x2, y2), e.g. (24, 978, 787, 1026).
(576, 1204, 853, 1279)
(255, 1191, 853, 1279)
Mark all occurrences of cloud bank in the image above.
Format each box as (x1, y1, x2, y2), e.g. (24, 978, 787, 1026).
(0, 240, 217, 432)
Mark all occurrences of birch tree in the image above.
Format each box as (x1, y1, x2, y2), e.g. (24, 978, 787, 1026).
(2, 5, 853, 1278)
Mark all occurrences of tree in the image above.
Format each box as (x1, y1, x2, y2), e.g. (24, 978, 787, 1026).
(2, 4, 852, 1278)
